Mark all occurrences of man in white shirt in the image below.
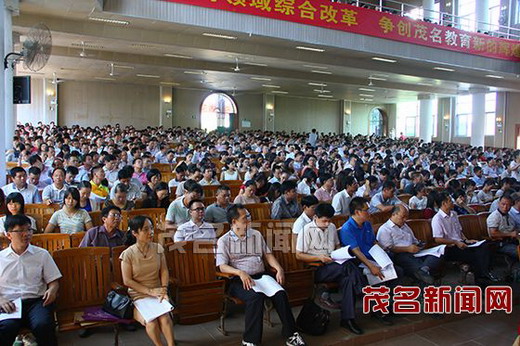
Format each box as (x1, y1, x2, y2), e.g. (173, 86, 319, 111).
(332, 176, 358, 216)
(292, 195, 319, 234)
(0, 215, 62, 346)
(486, 195, 519, 262)
(103, 154, 119, 188)
(2, 167, 42, 204)
(174, 200, 216, 242)
(376, 205, 440, 284)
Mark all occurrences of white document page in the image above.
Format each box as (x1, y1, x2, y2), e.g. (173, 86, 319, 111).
(368, 245, 393, 268)
(134, 297, 174, 323)
(414, 245, 446, 258)
(0, 298, 22, 322)
(330, 245, 355, 264)
(467, 240, 486, 248)
(252, 275, 285, 297)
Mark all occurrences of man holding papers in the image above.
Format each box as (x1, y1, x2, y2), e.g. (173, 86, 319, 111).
(216, 204, 306, 346)
(376, 205, 441, 285)
(296, 203, 366, 335)
(0, 215, 62, 346)
(432, 192, 499, 285)
(339, 197, 401, 326)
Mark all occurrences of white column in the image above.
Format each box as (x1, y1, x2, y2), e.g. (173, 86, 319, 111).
(422, 0, 436, 22)
(418, 94, 434, 143)
(475, 0, 490, 32)
(0, 0, 6, 185)
(4, 2, 14, 150)
(159, 86, 173, 128)
(263, 94, 275, 131)
(471, 90, 486, 148)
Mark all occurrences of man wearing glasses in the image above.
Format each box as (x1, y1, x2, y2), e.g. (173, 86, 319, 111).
(174, 200, 216, 242)
(79, 206, 125, 248)
(0, 215, 62, 346)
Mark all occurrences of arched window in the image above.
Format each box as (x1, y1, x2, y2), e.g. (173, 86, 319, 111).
(369, 108, 387, 137)
(200, 92, 238, 132)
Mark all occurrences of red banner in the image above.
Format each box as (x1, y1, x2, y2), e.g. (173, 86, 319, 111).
(162, 0, 520, 61)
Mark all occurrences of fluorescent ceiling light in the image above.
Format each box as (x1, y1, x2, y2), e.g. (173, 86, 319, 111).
(372, 73, 389, 77)
(372, 57, 397, 63)
(262, 84, 281, 88)
(303, 65, 328, 69)
(318, 94, 333, 98)
(417, 82, 433, 86)
(136, 74, 160, 78)
(308, 82, 327, 87)
(164, 54, 193, 59)
(313, 89, 331, 93)
(271, 90, 288, 94)
(434, 66, 455, 72)
(251, 77, 271, 81)
(95, 77, 116, 81)
(202, 33, 237, 40)
(360, 94, 374, 97)
(370, 77, 387, 81)
(88, 17, 129, 25)
(184, 71, 205, 75)
(359, 87, 375, 92)
(311, 70, 332, 75)
(160, 82, 180, 86)
(114, 65, 134, 69)
(245, 62, 268, 67)
(131, 43, 160, 50)
(296, 46, 325, 52)
(485, 74, 504, 79)
(71, 42, 104, 50)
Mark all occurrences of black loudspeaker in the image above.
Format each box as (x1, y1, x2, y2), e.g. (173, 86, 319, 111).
(13, 76, 31, 104)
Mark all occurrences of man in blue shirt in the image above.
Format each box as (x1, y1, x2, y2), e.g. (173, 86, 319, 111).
(339, 197, 401, 325)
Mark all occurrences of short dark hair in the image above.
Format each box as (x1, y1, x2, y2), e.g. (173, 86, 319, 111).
(10, 166, 26, 177)
(315, 203, 334, 218)
(382, 181, 396, 191)
(146, 169, 162, 182)
(114, 183, 128, 194)
(78, 181, 92, 189)
(349, 197, 368, 215)
(281, 180, 297, 194)
(217, 185, 231, 194)
(6, 192, 25, 215)
(101, 205, 122, 218)
(184, 179, 203, 195)
(28, 166, 41, 176)
(118, 168, 132, 180)
(64, 187, 81, 209)
(301, 195, 319, 208)
(188, 199, 204, 209)
(435, 191, 451, 208)
(5, 214, 31, 232)
(226, 203, 246, 224)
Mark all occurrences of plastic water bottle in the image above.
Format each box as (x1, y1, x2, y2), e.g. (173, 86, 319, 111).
(13, 336, 24, 346)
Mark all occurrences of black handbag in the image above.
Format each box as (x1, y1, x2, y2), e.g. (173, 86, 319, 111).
(102, 290, 134, 320)
(296, 300, 330, 336)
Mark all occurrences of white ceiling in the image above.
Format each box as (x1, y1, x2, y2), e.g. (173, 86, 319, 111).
(10, 0, 520, 104)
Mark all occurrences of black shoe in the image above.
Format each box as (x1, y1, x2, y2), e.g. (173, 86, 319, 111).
(484, 272, 500, 282)
(371, 312, 393, 326)
(78, 329, 91, 338)
(340, 319, 364, 335)
(414, 269, 434, 285)
(120, 322, 137, 331)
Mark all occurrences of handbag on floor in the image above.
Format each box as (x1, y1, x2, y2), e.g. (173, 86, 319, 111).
(296, 300, 330, 336)
(103, 290, 134, 320)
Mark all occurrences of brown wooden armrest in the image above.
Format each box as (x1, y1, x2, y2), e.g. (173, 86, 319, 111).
(305, 261, 324, 267)
(110, 282, 128, 294)
(168, 277, 180, 287)
(216, 271, 236, 279)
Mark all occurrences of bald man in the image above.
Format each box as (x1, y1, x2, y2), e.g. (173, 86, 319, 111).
(376, 205, 442, 285)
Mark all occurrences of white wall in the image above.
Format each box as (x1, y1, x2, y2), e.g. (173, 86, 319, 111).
(58, 80, 160, 128)
(16, 77, 44, 125)
(274, 96, 341, 133)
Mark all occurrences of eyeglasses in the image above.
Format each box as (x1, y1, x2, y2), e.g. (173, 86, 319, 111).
(190, 207, 205, 212)
(8, 228, 36, 234)
(108, 213, 122, 219)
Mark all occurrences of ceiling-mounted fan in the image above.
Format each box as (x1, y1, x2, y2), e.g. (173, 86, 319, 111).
(108, 62, 119, 77)
(51, 72, 64, 84)
(4, 23, 52, 71)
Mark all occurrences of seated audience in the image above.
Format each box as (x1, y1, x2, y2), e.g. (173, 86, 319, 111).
(165, 180, 203, 227)
(0, 215, 62, 346)
(90, 165, 110, 199)
(408, 183, 427, 210)
(45, 187, 93, 234)
(2, 166, 42, 204)
(104, 184, 135, 211)
(109, 167, 144, 202)
(332, 174, 359, 216)
(368, 181, 402, 213)
(271, 180, 301, 220)
(142, 182, 170, 210)
(79, 206, 125, 248)
(216, 204, 307, 346)
(0, 192, 38, 236)
(314, 173, 337, 202)
(78, 181, 100, 212)
(486, 194, 519, 262)
(452, 189, 476, 215)
(121, 216, 175, 346)
(205, 185, 232, 223)
(476, 179, 495, 204)
(174, 200, 216, 242)
(42, 168, 68, 205)
(292, 195, 319, 234)
(233, 180, 260, 204)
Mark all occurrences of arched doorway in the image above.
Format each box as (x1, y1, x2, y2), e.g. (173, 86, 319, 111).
(369, 108, 388, 137)
(200, 92, 238, 132)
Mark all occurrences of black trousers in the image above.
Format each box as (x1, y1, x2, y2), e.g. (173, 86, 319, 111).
(314, 261, 366, 320)
(392, 253, 443, 277)
(443, 243, 490, 278)
(229, 274, 297, 344)
(0, 298, 57, 346)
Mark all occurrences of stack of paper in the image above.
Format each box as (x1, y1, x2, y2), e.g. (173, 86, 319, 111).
(330, 246, 355, 264)
(0, 298, 21, 322)
(134, 297, 174, 323)
(360, 245, 398, 285)
(414, 245, 446, 258)
(252, 275, 285, 297)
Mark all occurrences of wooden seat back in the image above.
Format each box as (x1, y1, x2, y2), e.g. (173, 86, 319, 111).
(202, 185, 220, 198)
(408, 209, 425, 220)
(70, 232, 86, 247)
(26, 204, 60, 232)
(256, 219, 295, 252)
(477, 212, 491, 239)
(31, 233, 71, 253)
(53, 247, 111, 312)
(111, 245, 126, 285)
(398, 194, 412, 204)
(406, 219, 435, 248)
(245, 203, 271, 221)
(331, 215, 348, 229)
(88, 211, 103, 227)
(369, 211, 392, 225)
(458, 214, 484, 240)
(152, 163, 174, 173)
(122, 208, 166, 235)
